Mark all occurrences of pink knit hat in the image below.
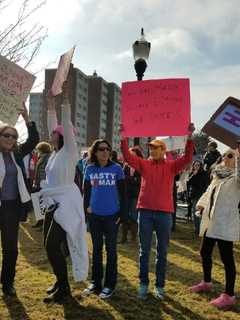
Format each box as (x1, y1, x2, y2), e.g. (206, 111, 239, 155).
(52, 125, 77, 136)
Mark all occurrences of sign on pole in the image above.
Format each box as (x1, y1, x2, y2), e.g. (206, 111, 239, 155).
(0, 55, 36, 125)
(51, 46, 75, 96)
(121, 78, 191, 137)
(202, 96, 240, 149)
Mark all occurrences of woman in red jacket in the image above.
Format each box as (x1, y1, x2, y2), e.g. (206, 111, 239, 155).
(121, 124, 195, 300)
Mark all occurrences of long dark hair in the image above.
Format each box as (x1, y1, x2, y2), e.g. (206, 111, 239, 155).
(190, 160, 204, 174)
(58, 134, 64, 150)
(88, 139, 112, 166)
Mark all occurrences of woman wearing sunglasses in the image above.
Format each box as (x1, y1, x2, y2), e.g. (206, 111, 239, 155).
(0, 104, 39, 296)
(83, 139, 127, 299)
(190, 146, 240, 309)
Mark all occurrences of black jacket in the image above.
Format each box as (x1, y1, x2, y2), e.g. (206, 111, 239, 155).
(203, 150, 221, 171)
(187, 169, 209, 201)
(13, 121, 39, 220)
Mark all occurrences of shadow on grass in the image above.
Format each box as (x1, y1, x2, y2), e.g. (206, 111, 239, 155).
(102, 272, 208, 320)
(3, 295, 31, 320)
(62, 296, 115, 320)
(18, 218, 51, 272)
(161, 295, 207, 320)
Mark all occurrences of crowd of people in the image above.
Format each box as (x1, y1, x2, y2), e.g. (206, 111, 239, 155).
(0, 82, 239, 310)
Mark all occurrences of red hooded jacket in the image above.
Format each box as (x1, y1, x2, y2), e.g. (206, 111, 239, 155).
(121, 138, 194, 213)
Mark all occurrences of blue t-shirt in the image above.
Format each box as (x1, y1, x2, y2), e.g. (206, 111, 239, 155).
(84, 163, 125, 216)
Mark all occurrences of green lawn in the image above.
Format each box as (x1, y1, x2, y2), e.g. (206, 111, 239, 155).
(0, 214, 239, 320)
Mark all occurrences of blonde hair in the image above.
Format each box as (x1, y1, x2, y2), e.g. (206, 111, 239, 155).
(36, 141, 52, 154)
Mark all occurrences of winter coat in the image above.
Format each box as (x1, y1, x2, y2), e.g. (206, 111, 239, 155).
(121, 138, 194, 213)
(197, 156, 240, 241)
(187, 169, 209, 200)
(0, 122, 39, 220)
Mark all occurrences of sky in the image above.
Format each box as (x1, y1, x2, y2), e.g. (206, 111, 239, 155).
(2, 0, 240, 149)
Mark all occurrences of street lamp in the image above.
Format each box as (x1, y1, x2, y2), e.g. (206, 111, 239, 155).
(132, 28, 151, 145)
(133, 28, 151, 81)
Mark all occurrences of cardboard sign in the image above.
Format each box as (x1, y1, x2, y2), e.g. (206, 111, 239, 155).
(51, 46, 75, 96)
(31, 192, 44, 222)
(160, 135, 187, 151)
(121, 79, 191, 137)
(0, 55, 36, 125)
(202, 97, 240, 149)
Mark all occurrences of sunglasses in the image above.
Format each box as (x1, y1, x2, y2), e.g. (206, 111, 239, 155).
(223, 153, 234, 159)
(1, 133, 18, 140)
(97, 147, 111, 152)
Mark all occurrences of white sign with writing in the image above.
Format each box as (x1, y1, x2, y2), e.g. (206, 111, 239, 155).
(214, 104, 240, 136)
(0, 55, 36, 125)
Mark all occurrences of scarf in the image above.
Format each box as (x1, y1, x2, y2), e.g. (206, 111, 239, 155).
(213, 165, 234, 179)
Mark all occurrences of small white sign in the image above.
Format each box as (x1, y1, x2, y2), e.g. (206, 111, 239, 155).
(31, 192, 44, 221)
(157, 135, 187, 151)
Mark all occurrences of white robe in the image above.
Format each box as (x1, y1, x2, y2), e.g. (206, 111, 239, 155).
(40, 103, 88, 282)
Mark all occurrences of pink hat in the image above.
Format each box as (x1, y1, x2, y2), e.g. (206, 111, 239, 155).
(52, 125, 77, 136)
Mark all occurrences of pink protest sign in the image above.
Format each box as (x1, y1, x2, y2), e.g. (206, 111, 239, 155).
(51, 46, 75, 96)
(0, 54, 36, 125)
(202, 96, 240, 148)
(121, 79, 191, 137)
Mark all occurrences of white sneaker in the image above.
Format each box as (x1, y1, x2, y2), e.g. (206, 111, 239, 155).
(99, 287, 115, 299)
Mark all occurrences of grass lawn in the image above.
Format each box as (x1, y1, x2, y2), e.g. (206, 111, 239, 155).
(0, 213, 239, 320)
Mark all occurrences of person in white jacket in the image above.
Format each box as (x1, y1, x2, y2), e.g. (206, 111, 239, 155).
(190, 145, 240, 310)
(41, 82, 88, 303)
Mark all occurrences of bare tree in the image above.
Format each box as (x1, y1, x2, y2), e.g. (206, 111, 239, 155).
(0, 0, 47, 68)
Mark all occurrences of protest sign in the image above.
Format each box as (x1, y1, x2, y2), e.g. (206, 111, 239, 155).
(31, 192, 44, 222)
(121, 79, 191, 137)
(51, 46, 75, 96)
(0, 55, 36, 125)
(160, 135, 187, 151)
(202, 96, 240, 149)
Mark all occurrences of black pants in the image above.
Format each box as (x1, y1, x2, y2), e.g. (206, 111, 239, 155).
(200, 235, 236, 296)
(43, 211, 69, 287)
(89, 214, 119, 290)
(0, 200, 20, 286)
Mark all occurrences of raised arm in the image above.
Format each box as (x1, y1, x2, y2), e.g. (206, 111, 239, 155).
(172, 139, 195, 174)
(17, 102, 39, 158)
(120, 138, 144, 173)
(61, 81, 78, 158)
(47, 94, 58, 137)
(172, 123, 195, 174)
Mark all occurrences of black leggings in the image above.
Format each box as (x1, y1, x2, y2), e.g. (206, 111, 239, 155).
(0, 200, 20, 286)
(43, 211, 69, 287)
(200, 235, 236, 296)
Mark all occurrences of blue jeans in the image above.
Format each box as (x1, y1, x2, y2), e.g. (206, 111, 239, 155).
(138, 210, 172, 288)
(89, 213, 119, 290)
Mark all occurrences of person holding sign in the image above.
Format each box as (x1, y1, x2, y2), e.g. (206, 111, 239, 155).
(121, 123, 195, 300)
(0, 105, 39, 296)
(190, 145, 240, 310)
(41, 82, 88, 303)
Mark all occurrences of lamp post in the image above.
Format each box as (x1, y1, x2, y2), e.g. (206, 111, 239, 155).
(132, 28, 151, 145)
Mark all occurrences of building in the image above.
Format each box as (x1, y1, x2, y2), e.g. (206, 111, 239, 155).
(29, 93, 44, 139)
(36, 65, 121, 155)
(41, 64, 89, 151)
(106, 82, 121, 152)
(87, 73, 121, 152)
